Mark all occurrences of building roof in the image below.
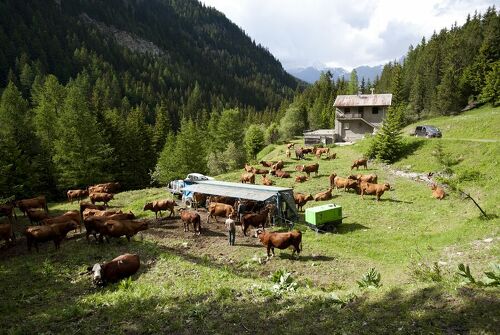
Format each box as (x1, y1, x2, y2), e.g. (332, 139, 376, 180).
(182, 180, 293, 202)
(334, 94, 392, 107)
(303, 129, 335, 137)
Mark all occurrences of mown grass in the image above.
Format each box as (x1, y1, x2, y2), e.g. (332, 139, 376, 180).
(0, 106, 499, 334)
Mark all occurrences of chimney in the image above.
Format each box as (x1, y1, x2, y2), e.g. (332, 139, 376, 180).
(370, 88, 375, 95)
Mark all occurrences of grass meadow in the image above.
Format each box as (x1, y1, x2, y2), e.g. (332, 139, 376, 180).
(0, 105, 498, 334)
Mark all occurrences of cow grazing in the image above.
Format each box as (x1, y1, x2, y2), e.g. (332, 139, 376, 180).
(207, 202, 234, 224)
(67, 189, 88, 203)
(333, 176, 359, 192)
(348, 174, 378, 184)
(80, 202, 106, 218)
(88, 254, 140, 286)
(314, 188, 333, 201)
(16, 196, 48, 216)
(89, 192, 114, 206)
(102, 219, 148, 242)
(296, 163, 319, 177)
(0, 222, 15, 246)
(84, 212, 135, 242)
(25, 220, 77, 252)
(240, 172, 256, 184)
(294, 193, 313, 212)
(178, 208, 201, 234)
(255, 228, 302, 259)
(270, 169, 291, 178)
(262, 174, 273, 186)
(244, 163, 254, 172)
(0, 203, 17, 225)
(295, 175, 308, 183)
(260, 161, 274, 168)
(351, 159, 368, 170)
(26, 208, 49, 225)
(240, 205, 272, 236)
(286, 149, 291, 158)
(431, 184, 446, 200)
(360, 182, 391, 201)
(295, 148, 304, 160)
(143, 199, 176, 219)
(252, 167, 269, 175)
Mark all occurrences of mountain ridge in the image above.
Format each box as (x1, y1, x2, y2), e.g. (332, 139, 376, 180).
(287, 64, 383, 84)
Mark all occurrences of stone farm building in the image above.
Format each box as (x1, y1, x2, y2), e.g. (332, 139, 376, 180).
(333, 93, 392, 142)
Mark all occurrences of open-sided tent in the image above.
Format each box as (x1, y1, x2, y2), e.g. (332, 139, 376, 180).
(181, 180, 298, 224)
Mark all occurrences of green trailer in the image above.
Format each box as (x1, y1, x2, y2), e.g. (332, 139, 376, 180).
(305, 204, 343, 232)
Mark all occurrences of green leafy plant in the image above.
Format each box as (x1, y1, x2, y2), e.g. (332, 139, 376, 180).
(118, 277, 133, 290)
(357, 268, 382, 289)
(457, 263, 476, 284)
(329, 292, 357, 308)
(482, 263, 500, 287)
(269, 269, 298, 295)
(410, 261, 443, 283)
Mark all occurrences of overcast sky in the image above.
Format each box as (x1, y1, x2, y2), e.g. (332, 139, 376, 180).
(201, 0, 495, 70)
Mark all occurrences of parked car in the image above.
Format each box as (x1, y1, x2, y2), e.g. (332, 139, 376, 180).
(412, 125, 442, 138)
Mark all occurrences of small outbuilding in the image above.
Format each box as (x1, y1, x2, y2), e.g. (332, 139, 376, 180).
(181, 180, 298, 225)
(303, 129, 335, 145)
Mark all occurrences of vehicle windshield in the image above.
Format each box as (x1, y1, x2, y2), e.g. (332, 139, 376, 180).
(426, 126, 440, 132)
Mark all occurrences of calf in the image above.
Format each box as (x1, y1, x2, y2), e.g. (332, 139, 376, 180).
(89, 192, 114, 206)
(360, 182, 391, 201)
(26, 208, 49, 225)
(17, 196, 48, 216)
(295, 175, 307, 183)
(25, 220, 77, 252)
(270, 169, 291, 178)
(431, 184, 446, 200)
(314, 188, 333, 201)
(178, 208, 201, 234)
(0, 222, 15, 246)
(102, 219, 148, 242)
(262, 175, 273, 186)
(348, 174, 378, 184)
(88, 254, 140, 286)
(351, 159, 368, 170)
(296, 163, 319, 177)
(240, 172, 256, 184)
(255, 228, 302, 259)
(207, 202, 234, 223)
(333, 176, 359, 192)
(67, 189, 88, 203)
(143, 199, 176, 219)
(294, 193, 313, 212)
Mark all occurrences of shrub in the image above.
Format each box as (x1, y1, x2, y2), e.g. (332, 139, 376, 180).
(357, 268, 382, 289)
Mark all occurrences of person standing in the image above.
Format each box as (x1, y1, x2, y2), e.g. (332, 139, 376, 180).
(225, 214, 236, 246)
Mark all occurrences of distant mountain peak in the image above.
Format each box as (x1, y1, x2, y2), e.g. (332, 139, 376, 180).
(287, 64, 383, 84)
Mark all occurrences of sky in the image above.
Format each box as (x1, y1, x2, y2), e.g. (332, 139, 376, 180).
(200, 0, 496, 70)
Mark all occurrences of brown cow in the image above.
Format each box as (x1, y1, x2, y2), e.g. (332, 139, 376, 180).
(270, 169, 291, 178)
(296, 163, 319, 177)
(251, 167, 269, 175)
(351, 159, 368, 170)
(294, 193, 313, 212)
(302, 147, 314, 154)
(271, 160, 284, 171)
(82, 208, 123, 220)
(333, 176, 359, 192)
(84, 212, 135, 242)
(0, 222, 15, 246)
(67, 189, 88, 203)
(325, 153, 337, 160)
(80, 202, 106, 218)
(16, 196, 48, 216)
(143, 199, 176, 219)
(244, 163, 254, 172)
(102, 219, 148, 242)
(25, 220, 77, 252)
(0, 203, 17, 225)
(360, 182, 391, 201)
(240, 172, 256, 184)
(431, 184, 446, 200)
(240, 205, 272, 236)
(295, 148, 305, 160)
(88, 253, 140, 286)
(88, 185, 107, 194)
(260, 161, 274, 168)
(90, 192, 114, 206)
(255, 228, 302, 259)
(26, 208, 49, 225)
(178, 208, 201, 234)
(89, 182, 120, 194)
(191, 192, 207, 209)
(329, 173, 337, 188)
(295, 175, 308, 183)
(262, 174, 273, 186)
(207, 202, 234, 224)
(286, 143, 295, 149)
(207, 196, 236, 207)
(348, 174, 378, 184)
(314, 188, 333, 201)
(314, 147, 329, 159)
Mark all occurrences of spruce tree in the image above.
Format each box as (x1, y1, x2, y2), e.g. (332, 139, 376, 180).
(348, 69, 359, 94)
(366, 105, 404, 163)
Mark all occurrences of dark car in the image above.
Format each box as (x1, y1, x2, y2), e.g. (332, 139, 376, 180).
(413, 125, 442, 138)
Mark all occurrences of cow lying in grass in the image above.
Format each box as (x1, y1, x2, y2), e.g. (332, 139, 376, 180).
(87, 253, 140, 286)
(431, 184, 446, 200)
(255, 228, 302, 260)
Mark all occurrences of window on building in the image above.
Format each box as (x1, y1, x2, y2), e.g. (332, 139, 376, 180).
(345, 108, 350, 113)
(372, 107, 379, 114)
(343, 123, 350, 130)
(358, 107, 363, 114)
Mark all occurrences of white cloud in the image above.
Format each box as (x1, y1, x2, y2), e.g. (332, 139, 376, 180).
(201, 0, 494, 69)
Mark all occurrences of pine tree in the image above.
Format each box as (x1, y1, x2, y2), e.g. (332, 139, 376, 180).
(153, 103, 171, 154)
(215, 109, 243, 148)
(152, 133, 178, 185)
(348, 69, 359, 94)
(479, 60, 500, 105)
(366, 105, 404, 163)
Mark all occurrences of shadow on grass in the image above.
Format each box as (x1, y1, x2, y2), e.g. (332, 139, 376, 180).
(400, 138, 426, 159)
(337, 223, 370, 234)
